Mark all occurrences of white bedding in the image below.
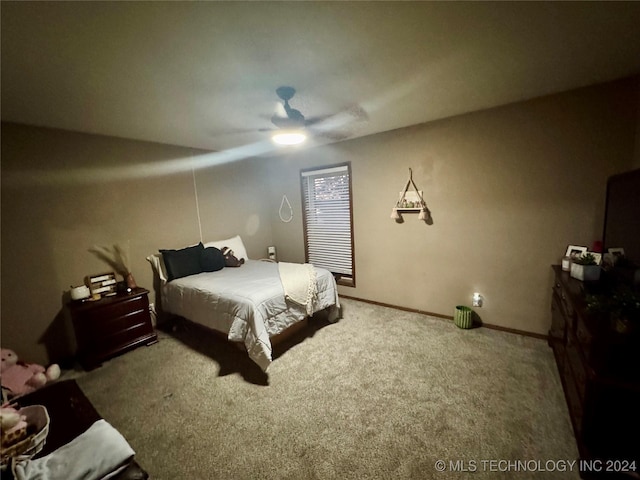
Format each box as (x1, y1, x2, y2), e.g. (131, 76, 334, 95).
(162, 260, 340, 371)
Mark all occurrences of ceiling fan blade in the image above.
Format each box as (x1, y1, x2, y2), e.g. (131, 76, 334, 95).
(305, 103, 369, 129)
(344, 103, 369, 122)
(311, 129, 351, 141)
(271, 114, 305, 129)
(275, 102, 287, 118)
(208, 126, 275, 139)
(304, 113, 335, 126)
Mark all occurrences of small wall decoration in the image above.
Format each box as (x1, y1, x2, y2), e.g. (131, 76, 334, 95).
(278, 195, 293, 223)
(391, 168, 431, 223)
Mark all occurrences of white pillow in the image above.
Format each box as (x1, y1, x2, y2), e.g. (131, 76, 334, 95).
(204, 235, 249, 261)
(146, 253, 169, 284)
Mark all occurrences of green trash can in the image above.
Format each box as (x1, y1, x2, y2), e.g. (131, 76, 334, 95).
(454, 305, 473, 329)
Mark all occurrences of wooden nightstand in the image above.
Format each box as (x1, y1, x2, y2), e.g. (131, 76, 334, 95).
(68, 287, 158, 370)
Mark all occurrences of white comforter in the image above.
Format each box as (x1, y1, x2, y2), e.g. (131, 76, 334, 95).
(162, 260, 340, 371)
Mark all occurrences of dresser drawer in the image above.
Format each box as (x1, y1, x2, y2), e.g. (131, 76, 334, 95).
(75, 308, 150, 340)
(552, 280, 576, 331)
(566, 331, 587, 402)
(562, 360, 584, 438)
(575, 318, 594, 361)
(550, 291, 566, 343)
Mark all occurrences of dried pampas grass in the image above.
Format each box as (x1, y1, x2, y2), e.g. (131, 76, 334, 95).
(89, 244, 131, 276)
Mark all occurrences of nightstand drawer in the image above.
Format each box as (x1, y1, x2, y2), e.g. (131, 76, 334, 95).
(82, 295, 147, 324)
(94, 321, 155, 353)
(76, 308, 149, 340)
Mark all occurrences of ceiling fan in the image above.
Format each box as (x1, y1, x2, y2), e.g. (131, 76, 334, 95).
(264, 86, 367, 145)
(210, 86, 368, 145)
(270, 86, 307, 129)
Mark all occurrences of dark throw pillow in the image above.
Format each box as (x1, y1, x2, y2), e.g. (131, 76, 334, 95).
(201, 247, 225, 272)
(159, 243, 204, 281)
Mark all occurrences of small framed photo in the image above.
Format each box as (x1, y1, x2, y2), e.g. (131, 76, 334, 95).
(608, 247, 625, 257)
(589, 252, 602, 265)
(565, 245, 587, 259)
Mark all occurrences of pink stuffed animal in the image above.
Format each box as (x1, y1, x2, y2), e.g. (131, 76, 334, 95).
(0, 348, 60, 399)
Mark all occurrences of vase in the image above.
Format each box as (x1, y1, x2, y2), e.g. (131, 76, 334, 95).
(125, 272, 137, 290)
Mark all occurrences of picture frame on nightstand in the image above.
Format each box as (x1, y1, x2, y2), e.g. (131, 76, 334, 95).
(85, 272, 118, 298)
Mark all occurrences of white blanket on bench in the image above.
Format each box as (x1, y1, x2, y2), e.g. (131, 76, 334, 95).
(12, 419, 135, 480)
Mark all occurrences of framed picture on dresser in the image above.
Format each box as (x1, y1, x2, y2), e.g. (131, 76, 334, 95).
(565, 245, 587, 259)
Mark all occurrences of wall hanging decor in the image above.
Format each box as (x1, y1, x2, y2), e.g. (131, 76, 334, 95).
(390, 168, 431, 223)
(279, 194, 293, 223)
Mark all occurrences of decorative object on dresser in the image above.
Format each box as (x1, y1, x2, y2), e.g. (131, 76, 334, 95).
(85, 272, 118, 299)
(548, 265, 639, 475)
(67, 288, 158, 370)
(570, 253, 602, 282)
(88, 243, 138, 292)
(70, 284, 91, 301)
(565, 245, 588, 259)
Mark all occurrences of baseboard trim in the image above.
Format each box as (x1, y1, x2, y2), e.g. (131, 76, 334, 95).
(338, 294, 548, 341)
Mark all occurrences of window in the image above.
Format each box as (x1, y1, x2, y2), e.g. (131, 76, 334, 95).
(301, 163, 355, 286)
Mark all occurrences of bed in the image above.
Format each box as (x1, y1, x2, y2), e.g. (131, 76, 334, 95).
(148, 236, 341, 371)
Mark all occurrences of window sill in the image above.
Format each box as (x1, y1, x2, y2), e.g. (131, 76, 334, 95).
(336, 276, 355, 288)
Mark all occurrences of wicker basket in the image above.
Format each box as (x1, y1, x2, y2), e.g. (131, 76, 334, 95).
(1, 405, 50, 469)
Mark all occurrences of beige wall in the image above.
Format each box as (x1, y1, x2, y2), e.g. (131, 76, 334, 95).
(2, 76, 638, 365)
(267, 77, 639, 335)
(1, 124, 272, 364)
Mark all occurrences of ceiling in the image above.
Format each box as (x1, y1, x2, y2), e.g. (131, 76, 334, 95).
(2, 2, 640, 155)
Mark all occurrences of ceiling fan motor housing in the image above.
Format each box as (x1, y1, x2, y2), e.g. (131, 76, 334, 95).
(275, 86, 296, 102)
(273, 86, 306, 128)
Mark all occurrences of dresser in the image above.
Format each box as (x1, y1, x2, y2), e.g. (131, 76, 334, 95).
(549, 266, 640, 477)
(68, 288, 158, 370)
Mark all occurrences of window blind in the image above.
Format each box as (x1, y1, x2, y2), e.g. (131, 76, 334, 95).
(301, 164, 354, 279)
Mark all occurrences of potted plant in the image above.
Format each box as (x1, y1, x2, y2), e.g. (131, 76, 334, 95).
(570, 252, 601, 281)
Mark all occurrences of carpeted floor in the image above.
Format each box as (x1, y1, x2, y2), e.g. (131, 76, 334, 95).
(64, 298, 580, 479)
